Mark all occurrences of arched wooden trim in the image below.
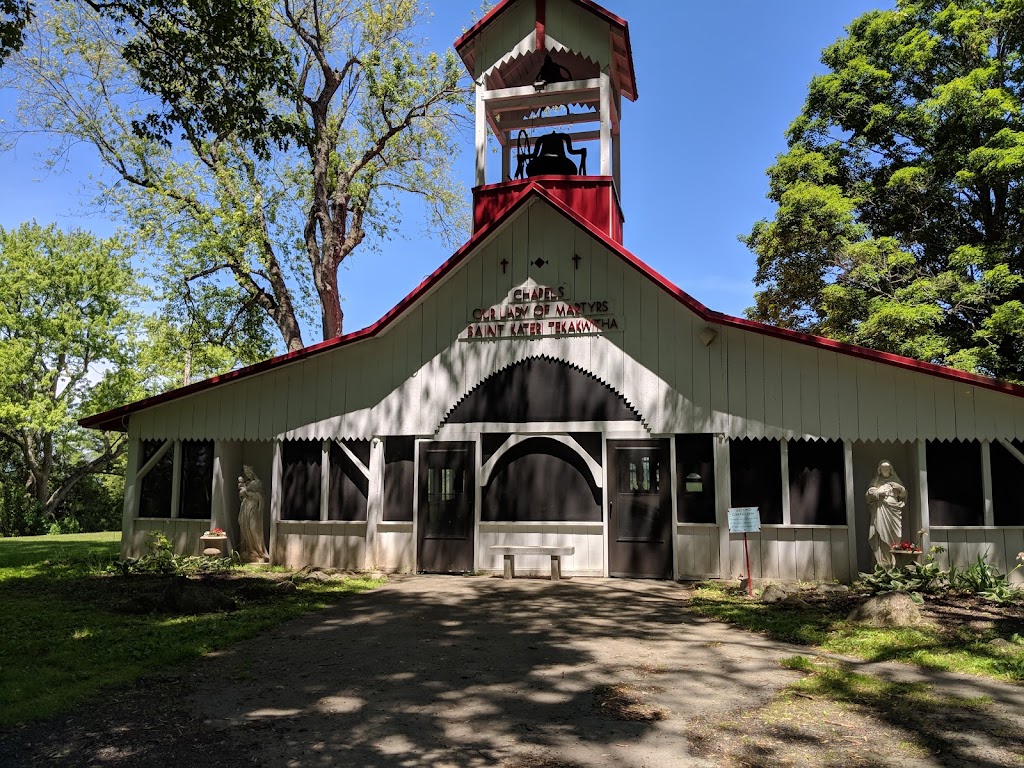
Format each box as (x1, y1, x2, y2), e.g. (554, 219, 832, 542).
(439, 354, 647, 431)
(479, 434, 602, 489)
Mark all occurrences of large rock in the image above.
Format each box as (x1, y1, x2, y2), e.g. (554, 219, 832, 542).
(759, 584, 790, 603)
(847, 592, 922, 627)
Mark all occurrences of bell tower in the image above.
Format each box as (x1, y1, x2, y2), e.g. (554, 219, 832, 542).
(455, 0, 637, 243)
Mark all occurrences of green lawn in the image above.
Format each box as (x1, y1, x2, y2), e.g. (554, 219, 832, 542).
(0, 532, 381, 726)
(689, 583, 1024, 683)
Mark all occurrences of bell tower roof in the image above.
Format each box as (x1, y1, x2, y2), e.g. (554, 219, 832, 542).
(455, 0, 637, 101)
(459, 0, 635, 244)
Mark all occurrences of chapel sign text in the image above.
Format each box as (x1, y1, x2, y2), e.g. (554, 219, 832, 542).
(461, 285, 620, 342)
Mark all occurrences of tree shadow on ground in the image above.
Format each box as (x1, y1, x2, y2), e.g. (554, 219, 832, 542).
(1, 576, 797, 767)
(4, 576, 1023, 767)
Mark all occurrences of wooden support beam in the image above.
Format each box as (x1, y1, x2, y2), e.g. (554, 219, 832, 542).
(320, 440, 331, 522)
(475, 82, 486, 186)
(916, 440, 931, 556)
(599, 72, 612, 176)
(844, 440, 858, 580)
(364, 437, 384, 571)
(270, 439, 283, 565)
(333, 438, 371, 479)
(121, 437, 140, 559)
(670, 436, 680, 579)
(714, 434, 732, 579)
(997, 437, 1024, 465)
(486, 111, 506, 147)
(169, 440, 183, 519)
(135, 439, 172, 483)
(982, 440, 994, 527)
(481, 78, 603, 103)
(499, 109, 599, 136)
(780, 438, 791, 525)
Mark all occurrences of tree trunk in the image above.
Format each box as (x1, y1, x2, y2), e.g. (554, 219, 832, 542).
(44, 437, 128, 517)
(319, 263, 345, 340)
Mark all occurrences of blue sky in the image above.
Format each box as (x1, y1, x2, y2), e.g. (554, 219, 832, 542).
(0, 0, 890, 344)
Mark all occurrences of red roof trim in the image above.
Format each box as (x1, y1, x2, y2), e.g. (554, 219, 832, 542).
(78, 185, 544, 432)
(81, 182, 1024, 432)
(540, 193, 1024, 398)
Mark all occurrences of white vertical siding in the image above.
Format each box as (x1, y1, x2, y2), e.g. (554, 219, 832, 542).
(477, 523, 604, 576)
(474, 0, 535, 78)
(546, 0, 612, 66)
(124, 195, 1024, 452)
(273, 522, 367, 570)
(676, 525, 720, 578)
(929, 527, 1024, 585)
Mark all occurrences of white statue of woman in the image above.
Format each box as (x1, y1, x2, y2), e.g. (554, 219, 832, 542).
(238, 465, 269, 563)
(867, 460, 907, 568)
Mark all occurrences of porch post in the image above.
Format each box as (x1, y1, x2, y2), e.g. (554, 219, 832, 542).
(844, 440, 858, 581)
(714, 434, 732, 579)
(120, 434, 140, 559)
(916, 440, 931, 556)
(270, 439, 283, 565)
(364, 437, 385, 571)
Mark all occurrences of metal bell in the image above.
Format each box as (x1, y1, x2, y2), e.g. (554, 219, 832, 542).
(533, 54, 572, 90)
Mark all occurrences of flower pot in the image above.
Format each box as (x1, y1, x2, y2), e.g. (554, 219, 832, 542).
(200, 535, 229, 558)
(890, 549, 922, 569)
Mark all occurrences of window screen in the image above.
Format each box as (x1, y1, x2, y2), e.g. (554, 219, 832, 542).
(383, 437, 415, 522)
(328, 441, 369, 521)
(282, 440, 322, 521)
(179, 440, 214, 520)
(729, 438, 782, 524)
(926, 440, 983, 526)
(787, 439, 845, 525)
(990, 439, 1024, 526)
(138, 440, 174, 518)
(676, 434, 716, 523)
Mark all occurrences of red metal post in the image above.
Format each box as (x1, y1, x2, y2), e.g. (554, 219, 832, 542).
(743, 532, 753, 597)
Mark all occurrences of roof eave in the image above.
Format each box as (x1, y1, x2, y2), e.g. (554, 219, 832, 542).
(80, 183, 1024, 433)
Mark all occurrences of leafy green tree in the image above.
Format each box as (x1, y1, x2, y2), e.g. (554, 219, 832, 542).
(1, 0, 289, 153)
(0, 0, 31, 64)
(0, 222, 141, 523)
(744, 0, 1024, 382)
(7, 0, 469, 353)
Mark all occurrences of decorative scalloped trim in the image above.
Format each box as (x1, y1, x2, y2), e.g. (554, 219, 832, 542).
(437, 353, 648, 431)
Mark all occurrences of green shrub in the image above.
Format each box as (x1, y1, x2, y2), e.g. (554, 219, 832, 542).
(110, 532, 241, 577)
(859, 549, 1022, 604)
(858, 548, 945, 597)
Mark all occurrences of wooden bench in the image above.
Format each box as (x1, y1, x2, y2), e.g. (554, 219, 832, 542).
(489, 545, 575, 580)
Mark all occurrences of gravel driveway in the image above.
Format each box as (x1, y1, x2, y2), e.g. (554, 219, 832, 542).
(5, 575, 1022, 767)
(195, 575, 817, 767)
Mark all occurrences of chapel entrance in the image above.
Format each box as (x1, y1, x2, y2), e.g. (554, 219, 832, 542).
(417, 441, 475, 573)
(608, 440, 673, 579)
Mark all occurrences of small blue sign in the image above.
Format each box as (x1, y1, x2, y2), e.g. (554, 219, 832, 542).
(728, 507, 761, 533)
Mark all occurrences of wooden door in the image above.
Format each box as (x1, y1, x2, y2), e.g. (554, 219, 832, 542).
(608, 440, 673, 579)
(417, 442, 475, 573)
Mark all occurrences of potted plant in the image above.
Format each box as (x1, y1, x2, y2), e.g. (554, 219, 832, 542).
(200, 527, 229, 557)
(890, 539, 923, 568)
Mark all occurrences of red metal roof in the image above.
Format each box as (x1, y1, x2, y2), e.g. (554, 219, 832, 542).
(80, 183, 1024, 432)
(454, 0, 637, 101)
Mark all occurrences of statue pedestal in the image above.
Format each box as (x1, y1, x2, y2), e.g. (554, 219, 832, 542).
(890, 549, 922, 569)
(200, 535, 230, 558)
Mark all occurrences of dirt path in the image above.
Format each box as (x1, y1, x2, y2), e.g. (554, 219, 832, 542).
(3, 576, 1023, 767)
